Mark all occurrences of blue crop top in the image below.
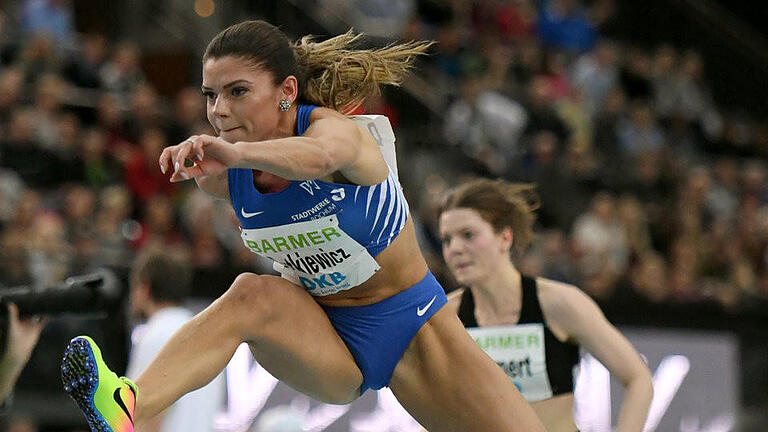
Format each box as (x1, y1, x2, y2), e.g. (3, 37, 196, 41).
(228, 104, 409, 296)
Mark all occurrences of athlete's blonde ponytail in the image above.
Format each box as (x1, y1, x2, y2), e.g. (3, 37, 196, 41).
(293, 31, 433, 113)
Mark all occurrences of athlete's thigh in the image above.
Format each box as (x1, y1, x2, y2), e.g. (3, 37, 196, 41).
(242, 274, 362, 404)
(389, 306, 545, 432)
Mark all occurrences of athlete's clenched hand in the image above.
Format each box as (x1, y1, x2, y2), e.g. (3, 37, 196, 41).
(159, 135, 242, 182)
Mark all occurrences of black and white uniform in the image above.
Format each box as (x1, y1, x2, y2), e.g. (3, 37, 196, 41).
(457, 274, 580, 402)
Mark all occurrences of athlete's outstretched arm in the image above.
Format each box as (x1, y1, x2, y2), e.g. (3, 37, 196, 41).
(545, 282, 653, 432)
(160, 112, 387, 186)
(232, 115, 368, 180)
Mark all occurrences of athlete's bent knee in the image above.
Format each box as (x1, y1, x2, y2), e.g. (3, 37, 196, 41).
(222, 273, 283, 324)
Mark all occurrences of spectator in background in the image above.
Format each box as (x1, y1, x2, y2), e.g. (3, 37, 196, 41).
(616, 194, 652, 259)
(100, 41, 144, 97)
(0, 9, 16, 66)
(62, 33, 107, 89)
(650, 44, 679, 121)
(706, 157, 740, 221)
(92, 185, 135, 269)
(0, 108, 62, 188)
(674, 166, 712, 239)
(734, 195, 767, 282)
(509, 38, 545, 90)
(626, 252, 669, 304)
(27, 212, 72, 289)
(0, 67, 24, 124)
(16, 34, 60, 85)
(571, 38, 619, 115)
(510, 130, 589, 229)
(427, 23, 467, 84)
(180, 189, 228, 269)
(675, 50, 714, 126)
(126, 247, 225, 432)
(483, 41, 516, 97)
(668, 236, 702, 303)
(325, 0, 415, 39)
(61, 184, 97, 273)
(572, 191, 629, 299)
(51, 111, 87, 184)
(742, 161, 767, 204)
(537, 0, 599, 53)
(0, 228, 33, 288)
(123, 83, 165, 143)
(167, 86, 211, 144)
(625, 151, 670, 226)
(80, 127, 121, 188)
(618, 47, 652, 101)
(123, 126, 175, 205)
(494, 0, 537, 43)
(522, 75, 570, 144)
(444, 67, 528, 175)
(616, 101, 664, 158)
(132, 194, 185, 250)
(0, 169, 24, 227)
(19, 0, 74, 47)
(96, 92, 131, 153)
(4, 190, 41, 241)
(542, 50, 572, 101)
(556, 86, 591, 151)
(522, 228, 576, 283)
(29, 72, 66, 151)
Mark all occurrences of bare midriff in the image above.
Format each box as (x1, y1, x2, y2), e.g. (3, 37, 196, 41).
(313, 219, 429, 307)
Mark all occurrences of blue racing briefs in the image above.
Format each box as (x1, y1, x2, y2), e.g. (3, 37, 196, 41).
(322, 271, 448, 392)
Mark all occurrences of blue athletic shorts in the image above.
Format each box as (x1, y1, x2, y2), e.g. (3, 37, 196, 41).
(321, 271, 448, 393)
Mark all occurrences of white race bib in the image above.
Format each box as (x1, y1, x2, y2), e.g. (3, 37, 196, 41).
(467, 324, 553, 402)
(241, 215, 381, 296)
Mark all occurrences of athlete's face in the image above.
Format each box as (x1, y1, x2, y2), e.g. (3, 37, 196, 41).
(439, 208, 513, 286)
(202, 56, 294, 142)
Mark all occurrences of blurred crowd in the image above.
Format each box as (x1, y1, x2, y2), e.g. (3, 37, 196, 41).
(0, 1, 267, 299)
(0, 0, 766, 317)
(0, 0, 766, 430)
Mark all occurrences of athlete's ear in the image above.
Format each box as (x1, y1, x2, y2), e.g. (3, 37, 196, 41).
(499, 227, 514, 254)
(279, 75, 299, 105)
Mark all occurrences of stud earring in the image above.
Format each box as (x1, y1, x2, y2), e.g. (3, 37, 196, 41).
(279, 100, 291, 111)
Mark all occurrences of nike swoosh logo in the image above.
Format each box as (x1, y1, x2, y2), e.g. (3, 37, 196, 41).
(113, 387, 134, 425)
(241, 207, 264, 218)
(417, 295, 437, 316)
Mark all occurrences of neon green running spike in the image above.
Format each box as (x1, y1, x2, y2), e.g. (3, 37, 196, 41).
(61, 336, 138, 432)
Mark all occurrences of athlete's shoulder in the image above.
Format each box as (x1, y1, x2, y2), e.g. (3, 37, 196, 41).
(536, 278, 587, 315)
(304, 107, 367, 140)
(536, 277, 580, 297)
(309, 106, 350, 122)
(536, 277, 602, 335)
